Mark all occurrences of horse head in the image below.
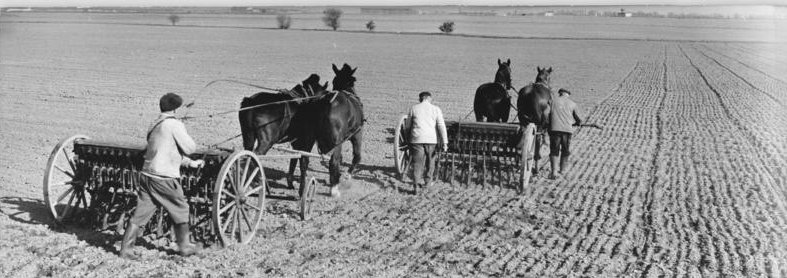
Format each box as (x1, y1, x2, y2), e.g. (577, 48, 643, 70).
(332, 63, 357, 93)
(495, 58, 513, 91)
(292, 74, 329, 97)
(535, 66, 552, 87)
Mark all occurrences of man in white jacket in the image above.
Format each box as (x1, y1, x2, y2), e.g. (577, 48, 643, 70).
(405, 91, 448, 190)
(119, 93, 204, 259)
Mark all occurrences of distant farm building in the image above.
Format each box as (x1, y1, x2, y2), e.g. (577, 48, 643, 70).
(616, 9, 633, 17)
(361, 7, 417, 15)
(544, 11, 554, 16)
(230, 7, 266, 14)
(5, 7, 33, 12)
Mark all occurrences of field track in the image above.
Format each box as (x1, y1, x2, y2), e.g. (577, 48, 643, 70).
(1, 15, 786, 277)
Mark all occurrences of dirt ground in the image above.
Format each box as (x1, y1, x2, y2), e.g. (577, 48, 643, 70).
(1, 13, 786, 277)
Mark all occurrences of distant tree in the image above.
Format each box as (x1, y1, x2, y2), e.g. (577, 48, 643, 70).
(439, 21, 454, 34)
(323, 8, 343, 30)
(365, 20, 375, 31)
(277, 14, 292, 29)
(168, 14, 180, 26)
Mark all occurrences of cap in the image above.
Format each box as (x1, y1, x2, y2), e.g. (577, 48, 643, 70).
(159, 93, 183, 112)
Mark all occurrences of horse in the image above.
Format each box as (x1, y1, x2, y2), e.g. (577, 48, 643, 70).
(238, 74, 329, 155)
(473, 58, 514, 122)
(283, 64, 364, 196)
(516, 66, 553, 175)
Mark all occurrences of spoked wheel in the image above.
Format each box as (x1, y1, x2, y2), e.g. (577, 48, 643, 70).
(213, 151, 266, 246)
(394, 115, 411, 178)
(43, 134, 91, 224)
(299, 177, 317, 221)
(519, 124, 537, 192)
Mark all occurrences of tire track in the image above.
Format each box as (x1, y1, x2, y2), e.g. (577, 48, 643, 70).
(691, 44, 787, 108)
(678, 45, 787, 204)
(697, 44, 787, 86)
(632, 43, 669, 277)
(639, 43, 787, 277)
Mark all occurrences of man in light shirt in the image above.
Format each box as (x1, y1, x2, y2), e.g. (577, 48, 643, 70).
(405, 91, 448, 191)
(548, 88, 583, 179)
(119, 93, 205, 259)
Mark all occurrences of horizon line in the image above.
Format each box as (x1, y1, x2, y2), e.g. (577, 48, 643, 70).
(2, 3, 785, 8)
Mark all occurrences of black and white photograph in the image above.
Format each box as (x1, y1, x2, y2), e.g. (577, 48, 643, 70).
(0, 0, 785, 276)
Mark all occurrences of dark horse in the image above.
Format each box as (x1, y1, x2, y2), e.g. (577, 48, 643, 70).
(239, 74, 329, 155)
(317, 63, 364, 196)
(517, 66, 553, 174)
(284, 63, 364, 197)
(473, 58, 514, 122)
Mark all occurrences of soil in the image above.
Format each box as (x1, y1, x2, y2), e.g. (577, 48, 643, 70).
(1, 14, 786, 277)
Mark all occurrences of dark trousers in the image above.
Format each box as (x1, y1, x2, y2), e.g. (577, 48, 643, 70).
(548, 131, 572, 157)
(410, 143, 436, 185)
(130, 174, 190, 226)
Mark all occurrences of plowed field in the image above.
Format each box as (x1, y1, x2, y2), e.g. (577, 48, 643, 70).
(1, 13, 786, 277)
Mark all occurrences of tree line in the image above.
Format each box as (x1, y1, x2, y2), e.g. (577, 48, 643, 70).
(167, 8, 458, 34)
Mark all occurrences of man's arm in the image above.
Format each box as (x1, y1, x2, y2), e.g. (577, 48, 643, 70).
(435, 107, 448, 150)
(572, 105, 583, 126)
(169, 120, 205, 167)
(404, 107, 414, 141)
(171, 120, 197, 155)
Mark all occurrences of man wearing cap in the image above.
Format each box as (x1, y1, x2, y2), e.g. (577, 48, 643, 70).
(119, 93, 204, 258)
(405, 91, 448, 191)
(548, 88, 582, 179)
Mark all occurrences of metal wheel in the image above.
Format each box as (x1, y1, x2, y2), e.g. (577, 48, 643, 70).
(394, 115, 411, 178)
(299, 177, 317, 221)
(519, 124, 537, 191)
(213, 150, 266, 246)
(43, 134, 91, 224)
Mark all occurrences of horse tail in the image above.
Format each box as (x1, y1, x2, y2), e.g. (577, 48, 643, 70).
(239, 97, 256, 152)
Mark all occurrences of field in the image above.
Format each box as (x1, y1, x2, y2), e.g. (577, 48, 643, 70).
(1, 12, 787, 277)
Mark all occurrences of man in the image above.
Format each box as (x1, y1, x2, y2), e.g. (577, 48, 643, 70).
(119, 92, 204, 259)
(405, 91, 448, 190)
(548, 88, 582, 179)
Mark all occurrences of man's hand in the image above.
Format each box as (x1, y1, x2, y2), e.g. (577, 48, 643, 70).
(439, 143, 448, 152)
(188, 159, 205, 168)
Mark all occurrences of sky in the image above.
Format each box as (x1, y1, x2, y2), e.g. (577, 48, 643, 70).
(0, 0, 783, 7)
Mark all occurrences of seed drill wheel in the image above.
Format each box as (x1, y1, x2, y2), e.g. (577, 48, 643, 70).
(213, 150, 266, 246)
(43, 134, 91, 224)
(520, 124, 537, 191)
(394, 115, 411, 178)
(299, 177, 318, 221)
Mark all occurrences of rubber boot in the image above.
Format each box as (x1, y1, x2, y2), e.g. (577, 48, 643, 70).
(559, 156, 569, 174)
(174, 223, 200, 256)
(119, 223, 140, 259)
(548, 156, 559, 180)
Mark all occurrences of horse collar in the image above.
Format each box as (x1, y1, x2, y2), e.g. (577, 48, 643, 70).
(534, 81, 550, 89)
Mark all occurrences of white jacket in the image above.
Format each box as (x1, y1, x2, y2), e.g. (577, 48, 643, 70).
(406, 101, 448, 144)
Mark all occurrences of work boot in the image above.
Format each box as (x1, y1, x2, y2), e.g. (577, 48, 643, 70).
(559, 156, 570, 174)
(548, 156, 559, 180)
(119, 223, 140, 259)
(174, 223, 200, 256)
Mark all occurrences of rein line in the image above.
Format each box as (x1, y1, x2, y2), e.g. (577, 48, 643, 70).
(180, 93, 331, 121)
(204, 79, 287, 94)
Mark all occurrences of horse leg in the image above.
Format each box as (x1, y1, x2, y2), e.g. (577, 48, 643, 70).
(329, 144, 343, 197)
(502, 100, 511, 123)
(348, 129, 363, 175)
(298, 156, 309, 197)
(239, 111, 256, 151)
(289, 138, 315, 189)
(533, 134, 542, 175)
